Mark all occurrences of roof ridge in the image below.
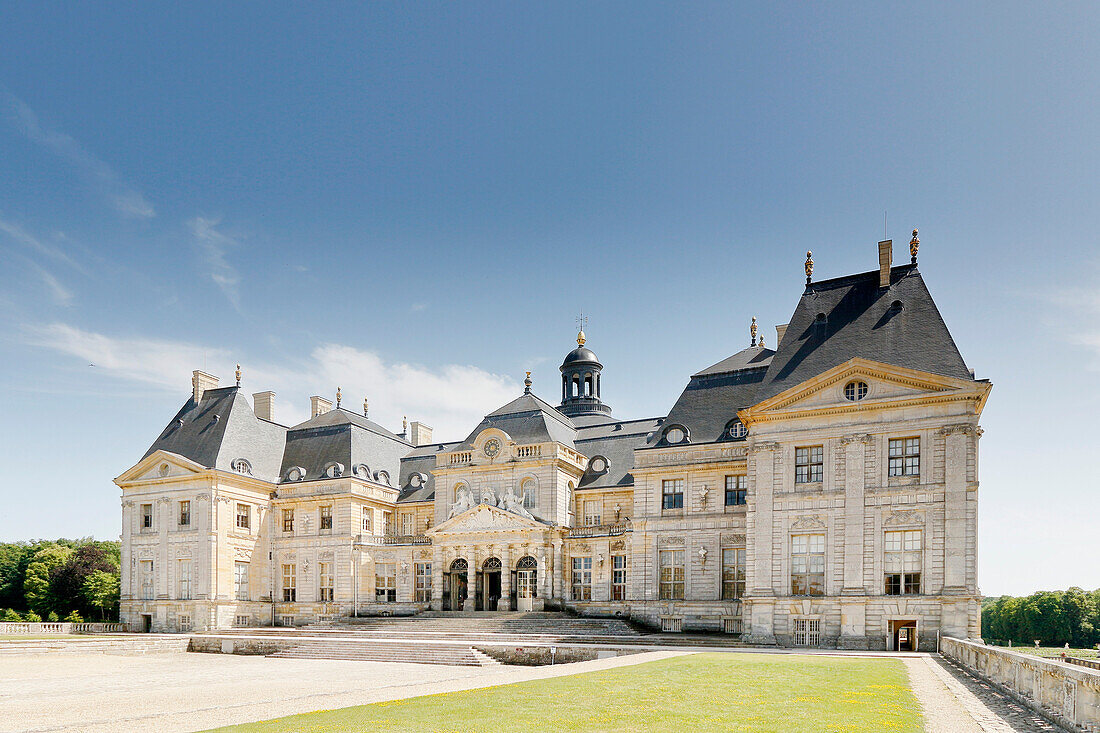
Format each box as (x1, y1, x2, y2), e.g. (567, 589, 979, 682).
(805, 263, 918, 291)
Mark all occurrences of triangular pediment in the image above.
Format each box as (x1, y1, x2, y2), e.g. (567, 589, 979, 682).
(115, 450, 207, 485)
(426, 503, 547, 535)
(742, 358, 990, 421)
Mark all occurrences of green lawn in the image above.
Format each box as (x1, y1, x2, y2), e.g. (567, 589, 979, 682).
(205, 653, 923, 733)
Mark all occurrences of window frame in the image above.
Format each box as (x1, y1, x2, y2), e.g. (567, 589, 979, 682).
(234, 561, 250, 601)
(177, 559, 191, 600)
(583, 499, 601, 527)
(282, 508, 295, 533)
(415, 562, 432, 603)
(235, 503, 251, 531)
(375, 562, 397, 602)
(795, 446, 824, 484)
(658, 549, 685, 600)
(318, 561, 334, 602)
(790, 533, 826, 596)
(140, 559, 154, 600)
(178, 500, 190, 527)
(571, 556, 593, 601)
(724, 475, 747, 507)
(140, 503, 153, 531)
(721, 547, 746, 600)
(281, 563, 296, 602)
(661, 479, 684, 511)
(320, 505, 333, 532)
(611, 554, 627, 601)
(361, 507, 372, 533)
(888, 437, 921, 477)
(884, 529, 923, 595)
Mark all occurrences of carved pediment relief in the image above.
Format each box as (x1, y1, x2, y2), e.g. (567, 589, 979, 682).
(884, 510, 924, 527)
(118, 450, 206, 484)
(427, 503, 545, 535)
(790, 515, 827, 531)
(720, 533, 747, 546)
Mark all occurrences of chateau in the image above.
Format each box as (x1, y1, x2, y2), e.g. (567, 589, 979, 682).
(116, 233, 990, 651)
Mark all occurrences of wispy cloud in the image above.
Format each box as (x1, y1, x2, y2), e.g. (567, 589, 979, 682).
(189, 217, 242, 312)
(1, 93, 155, 219)
(0, 216, 85, 273)
(29, 324, 521, 438)
(410, 302, 428, 313)
(1040, 280, 1100, 367)
(0, 217, 82, 306)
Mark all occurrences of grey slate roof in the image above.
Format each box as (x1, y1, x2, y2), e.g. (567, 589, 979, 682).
(575, 418, 662, 490)
(144, 387, 287, 482)
(456, 392, 577, 449)
(397, 441, 461, 503)
(280, 408, 410, 485)
(654, 264, 974, 447)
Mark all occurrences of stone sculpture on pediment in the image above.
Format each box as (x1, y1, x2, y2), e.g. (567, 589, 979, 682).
(499, 488, 533, 518)
(449, 486, 475, 518)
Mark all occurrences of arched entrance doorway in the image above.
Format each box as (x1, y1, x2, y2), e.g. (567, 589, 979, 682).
(512, 556, 537, 612)
(443, 559, 468, 611)
(477, 557, 502, 611)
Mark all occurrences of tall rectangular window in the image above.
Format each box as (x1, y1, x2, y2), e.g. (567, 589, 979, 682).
(320, 505, 333, 532)
(790, 534, 825, 596)
(795, 446, 824, 483)
(658, 549, 685, 600)
(282, 564, 296, 602)
(178, 500, 190, 527)
(282, 508, 294, 533)
(140, 560, 154, 600)
(611, 554, 627, 601)
(415, 563, 432, 603)
(884, 530, 922, 595)
(583, 499, 601, 526)
(234, 562, 249, 601)
(141, 503, 153, 531)
(382, 512, 392, 536)
(375, 562, 396, 602)
(571, 556, 592, 600)
(724, 475, 747, 506)
(318, 562, 334, 602)
(177, 560, 191, 600)
(888, 438, 920, 477)
(722, 547, 746, 600)
(235, 503, 250, 531)
(400, 512, 413, 536)
(521, 480, 537, 511)
(361, 507, 372, 533)
(662, 479, 684, 510)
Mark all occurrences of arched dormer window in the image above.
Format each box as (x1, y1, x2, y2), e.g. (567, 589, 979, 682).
(231, 458, 253, 476)
(353, 463, 371, 480)
(663, 424, 690, 446)
(374, 470, 390, 485)
(323, 462, 344, 478)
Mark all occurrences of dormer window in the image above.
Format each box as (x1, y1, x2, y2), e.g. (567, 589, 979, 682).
(375, 470, 390, 485)
(324, 462, 344, 478)
(844, 381, 868, 402)
(353, 464, 371, 479)
(231, 458, 252, 476)
(589, 456, 608, 474)
(664, 426, 687, 445)
(409, 473, 425, 488)
(286, 466, 306, 482)
(726, 419, 748, 440)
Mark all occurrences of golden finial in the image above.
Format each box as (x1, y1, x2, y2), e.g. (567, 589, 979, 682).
(336, 386, 342, 408)
(759, 335, 766, 349)
(524, 371, 532, 394)
(577, 329, 586, 346)
(363, 397, 369, 417)
(235, 364, 241, 386)
(750, 316, 757, 347)
(910, 229, 919, 264)
(805, 251, 814, 284)
(576, 312, 588, 345)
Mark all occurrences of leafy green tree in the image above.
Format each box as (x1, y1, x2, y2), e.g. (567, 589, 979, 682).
(82, 570, 120, 621)
(50, 543, 119, 617)
(24, 610, 41, 622)
(63, 610, 83, 623)
(2, 608, 21, 622)
(23, 544, 73, 616)
(46, 611, 59, 622)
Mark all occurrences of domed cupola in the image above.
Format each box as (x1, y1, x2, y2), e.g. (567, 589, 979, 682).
(559, 330, 612, 419)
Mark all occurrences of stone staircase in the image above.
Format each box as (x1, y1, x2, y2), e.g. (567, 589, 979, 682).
(267, 638, 500, 666)
(311, 612, 645, 640)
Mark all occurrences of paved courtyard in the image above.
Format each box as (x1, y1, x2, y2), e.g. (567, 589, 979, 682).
(0, 648, 1067, 733)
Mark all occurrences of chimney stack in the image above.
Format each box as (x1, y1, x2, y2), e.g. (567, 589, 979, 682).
(253, 391, 275, 422)
(310, 396, 332, 418)
(878, 240, 893, 288)
(192, 370, 219, 403)
(775, 323, 789, 348)
(409, 421, 433, 447)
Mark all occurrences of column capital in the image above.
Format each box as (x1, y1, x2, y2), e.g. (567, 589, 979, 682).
(939, 423, 977, 437)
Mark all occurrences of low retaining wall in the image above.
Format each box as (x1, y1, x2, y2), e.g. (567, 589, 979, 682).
(942, 637, 1100, 731)
(189, 635, 296, 656)
(0, 637, 189, 655)
(474, 645, 640, 666)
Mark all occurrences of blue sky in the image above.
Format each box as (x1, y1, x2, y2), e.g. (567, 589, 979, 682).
(0, 3, 1096, 596)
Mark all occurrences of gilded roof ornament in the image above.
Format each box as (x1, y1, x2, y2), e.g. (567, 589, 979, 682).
(805, 251, 814, 284)
(910, 229, 919, 264)
(336, 386, 342, 408)
(576, 329, 586, 346)
(363, 397, 369, 417)
(524, 371, 533, 394)
(750, 316, 758, 347)
(235, 364, 241, 386)
(759, 335, 766, 349)
(403, 416, 408, 433)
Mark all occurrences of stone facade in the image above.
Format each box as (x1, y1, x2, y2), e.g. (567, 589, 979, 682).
(117, 241, 989, 650)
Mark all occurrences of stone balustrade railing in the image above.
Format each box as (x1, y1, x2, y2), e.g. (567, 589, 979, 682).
(566, 520, 632, 538)
(516, 445, 541, 458)
(942, 636, 1100, 730)
(448, 451, 472, 465)
(0, 622, 127, 634)
(354, 534, 431, 546)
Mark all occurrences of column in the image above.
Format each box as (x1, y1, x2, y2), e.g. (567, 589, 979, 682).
(430, 544, 444, 611)
(498, 546, 512, 611)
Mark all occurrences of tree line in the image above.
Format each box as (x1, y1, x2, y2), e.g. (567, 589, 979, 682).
(0, 539, 121, 623)
(982, 588, 1100, 648)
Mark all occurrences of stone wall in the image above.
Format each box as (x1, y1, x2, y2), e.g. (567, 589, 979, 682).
(942, 636, 1100, 730)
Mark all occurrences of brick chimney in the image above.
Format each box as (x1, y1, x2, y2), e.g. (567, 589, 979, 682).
(409, 421, 433, 447)
(192, 370, 218, 403)
(878, 240, 893, 288)
(310, 396, 332, 418)
(253, 391, 275, 422)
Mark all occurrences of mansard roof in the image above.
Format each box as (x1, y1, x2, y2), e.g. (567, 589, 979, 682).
(457, 391, 577, 449)
(574, 417, 662, 490)
(143, 386, 287, 482)
(655, 264, 975, 446)
(396, 441, 461, 503)
(280, 407, 410, 484)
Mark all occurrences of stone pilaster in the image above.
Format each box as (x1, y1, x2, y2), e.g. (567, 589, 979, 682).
(941, 424, 973, 594)
(744, 441, 779, 645)
(156, 497, 171, 600)
(841, 434, 871, 595)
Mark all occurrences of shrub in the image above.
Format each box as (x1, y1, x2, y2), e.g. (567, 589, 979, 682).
(47, 611, 59, 622)
(2, 608, 21, 622)
(24, 610, 42, 622)
(63, 610, 83, 623)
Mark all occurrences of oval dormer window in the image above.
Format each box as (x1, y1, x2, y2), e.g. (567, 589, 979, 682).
(286, 466, 305, 482)
(727, 419, 748, 439)
(324, 462, 344, 478)
(353, 463, 371, 479)
(231, 458, 252, 476)
(665, 427, 686, 445)
(410, 473, 423, 488)
(589, 456, 608, 473)
(375, 470, 390, 485)
(844, 380, 869, 402)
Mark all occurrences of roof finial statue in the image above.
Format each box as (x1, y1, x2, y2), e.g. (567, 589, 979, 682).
(750, 316, 757, 347)
(363, 397, 369, 417)
(235, 364, 241, 386)
(402, 415, 408, 433)
(805, 251, 814, 284)
(910, 229, 919, 264)
(576, 312, 588, 346)
(336, 386, 342, 408)
(759, 335, 766, 349)
(524, 371, 532, 394)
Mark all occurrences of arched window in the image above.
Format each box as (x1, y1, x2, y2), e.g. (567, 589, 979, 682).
(520, 478, 537, 510)
(453, 482, 469, 503)
(516, 555, 537, 570)
(231, 458, 253, 476)
(568, 481, 576, 518)
(483, 557, 502, 571)
(572, 375, 580, 397)
(584, 373, 592, 396)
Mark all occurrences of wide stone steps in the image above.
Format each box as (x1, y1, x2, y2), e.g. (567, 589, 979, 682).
(267, 639, 500, 666)
(314, 614, 643, 638)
